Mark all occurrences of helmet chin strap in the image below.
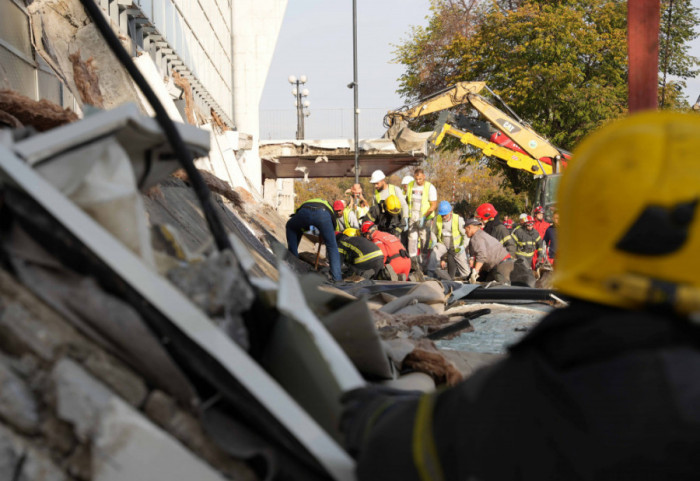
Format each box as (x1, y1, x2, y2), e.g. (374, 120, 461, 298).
(606, 273, 700, 320)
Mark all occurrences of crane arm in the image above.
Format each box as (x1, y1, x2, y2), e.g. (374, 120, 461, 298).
(433, 123, 554, 176)
(384, 81, 486, 126)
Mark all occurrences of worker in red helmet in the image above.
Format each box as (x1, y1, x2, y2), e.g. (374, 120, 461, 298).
(361, 221, 411, 280)
(475, 203, 516, 257)
(532, 205, 550, 238)
(503, 218, 514, 230)
(334, 199, 359, 232)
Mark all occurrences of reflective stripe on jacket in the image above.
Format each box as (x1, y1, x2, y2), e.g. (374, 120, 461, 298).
(510, 226, 544, 258)
(338, 237, 384, 264)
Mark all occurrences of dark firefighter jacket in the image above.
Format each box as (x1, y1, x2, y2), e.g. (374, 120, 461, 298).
(510, 225, 544, 262)
(336, 235, 384, 265)
(362, 204, 403, 237)
(483, 216, 516, 257)
(348, 301, 700, 481)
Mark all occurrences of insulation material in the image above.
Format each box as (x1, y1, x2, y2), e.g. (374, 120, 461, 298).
(0, 89, 78, 131)
(35, 136, 156, 267)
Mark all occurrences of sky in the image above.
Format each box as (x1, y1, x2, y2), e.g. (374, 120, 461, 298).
(259, 1, 433, 140)
(260, 0, 700, 141)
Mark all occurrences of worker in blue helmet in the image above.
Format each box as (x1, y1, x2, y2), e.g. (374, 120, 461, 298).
(426, 201, 469, 279)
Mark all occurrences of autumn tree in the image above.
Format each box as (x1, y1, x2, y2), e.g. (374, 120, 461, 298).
(659, 0, 700, 108)
(394, 0, 699, 194)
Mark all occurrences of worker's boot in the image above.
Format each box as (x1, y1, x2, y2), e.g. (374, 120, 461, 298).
(410, 256, 425, 282)
(381, 264, 399, 282)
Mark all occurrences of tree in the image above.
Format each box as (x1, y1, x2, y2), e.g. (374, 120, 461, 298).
(394, 0, 700, 195)
(659, 0, 700, 108)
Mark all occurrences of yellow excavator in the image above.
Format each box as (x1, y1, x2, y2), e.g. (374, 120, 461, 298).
(384, 81, 570, 212)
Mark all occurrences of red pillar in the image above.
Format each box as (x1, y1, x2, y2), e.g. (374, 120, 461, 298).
(628, 0, 660, 112)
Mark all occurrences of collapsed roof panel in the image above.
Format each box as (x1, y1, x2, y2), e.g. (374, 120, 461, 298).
(259, 138, 426, 179)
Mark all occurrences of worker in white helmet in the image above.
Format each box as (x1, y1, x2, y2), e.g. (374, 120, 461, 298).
(369, 170, 408, 231)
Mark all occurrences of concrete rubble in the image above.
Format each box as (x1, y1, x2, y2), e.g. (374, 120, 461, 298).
(0, 6, 562, 478)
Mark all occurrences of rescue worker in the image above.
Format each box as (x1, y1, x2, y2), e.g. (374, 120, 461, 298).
(510, 215, 545, 269)
(406, 168, 438, 272)
(362, 195, 404, 238)
(333, 200, 359, 232)
(340, 112, 700, 481)
(346, 183, 369, 219)
(503, 218, 514, 230)
(464, 217, 514, 284)
(475, 202, 516, 257)
(543, 211, 559, 262)
(369, 170, 408, 230)
(335, 229, 384, 279)
(532, 205, 550, 238)
(285, 198, 342, 281)
(426, 201, 468, 279)
(400, 175, 414, 197)
(361, 221, 411, 280)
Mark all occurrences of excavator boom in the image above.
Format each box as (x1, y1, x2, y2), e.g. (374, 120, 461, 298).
(385, 81, 565, 167)
(384, 81, 486, 125)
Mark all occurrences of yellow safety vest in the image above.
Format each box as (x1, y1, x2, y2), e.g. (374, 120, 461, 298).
(406, 181, 435, 219)
(374, 184, 398, 204)
(436, 214, 463, 247)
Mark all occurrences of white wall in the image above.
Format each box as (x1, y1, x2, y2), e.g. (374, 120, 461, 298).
(232, 0, 288, 194)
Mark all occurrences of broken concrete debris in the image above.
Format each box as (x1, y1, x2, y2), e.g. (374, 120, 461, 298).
(0, 81, 555, 480)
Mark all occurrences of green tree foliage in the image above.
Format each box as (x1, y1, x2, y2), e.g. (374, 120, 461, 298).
(394, 0, 699, 195)
(659, 0, 700, 108)
(449, 0, 629, 149)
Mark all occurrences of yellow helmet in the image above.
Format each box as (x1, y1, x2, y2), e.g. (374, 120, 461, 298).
(554, 111, 700, 315)
(343, 228, 359, 237)
(385, 195, 401, 215)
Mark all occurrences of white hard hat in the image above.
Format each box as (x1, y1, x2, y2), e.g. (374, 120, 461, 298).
(401, 175, 414, 185)
(519, 213, 529, 222)
(369, 170, 386, 183)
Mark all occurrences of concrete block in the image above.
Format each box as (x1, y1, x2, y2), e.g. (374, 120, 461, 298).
(51, 359, 229, 481)
(0, 303, 62, 362)
(84, 351, 148, 407)
(0, 360, 39, 434)
(52, 358, 113, 443)
(0, 422, 67, 481)
(143, 391, 257, 481)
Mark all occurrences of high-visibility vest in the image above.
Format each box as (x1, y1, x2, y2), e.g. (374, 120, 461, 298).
(406, 181, 435, 219)
(299, 198, 335, 218)
(374, 184, 398, 204)
(436, 214, 463, 247)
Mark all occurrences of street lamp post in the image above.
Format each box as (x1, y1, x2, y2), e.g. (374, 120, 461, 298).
(288, 75, 310, 140)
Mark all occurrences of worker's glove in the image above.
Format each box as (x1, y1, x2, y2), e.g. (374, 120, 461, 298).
(419, 216, 425, 228)
(403, 218, 409, 231)
(468, 269, 479, 284)
(340, 385, 422, 459)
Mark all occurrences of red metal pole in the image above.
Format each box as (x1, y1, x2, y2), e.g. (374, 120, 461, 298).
(628, 0, 660, 112)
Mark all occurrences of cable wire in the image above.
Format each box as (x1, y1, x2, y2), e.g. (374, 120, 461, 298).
(78, 0, 231, 251)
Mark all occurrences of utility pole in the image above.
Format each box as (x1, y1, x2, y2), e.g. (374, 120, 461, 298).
(350, 0, 359, 183)
(288, 75, 310, 139)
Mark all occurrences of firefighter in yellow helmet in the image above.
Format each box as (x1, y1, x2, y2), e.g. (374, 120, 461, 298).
(340, 112, 700, 480)
(361, 194, 406, 238)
